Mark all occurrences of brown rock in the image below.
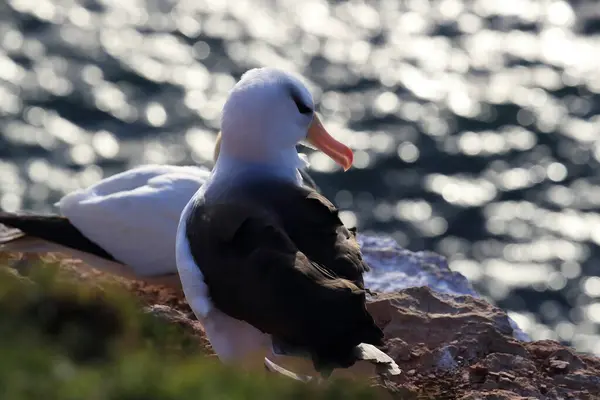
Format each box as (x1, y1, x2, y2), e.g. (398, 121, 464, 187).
(364, 287, 600, 398)
(498, 371, 514, 380)
(548, 358, 570, 374)
(469, 364, 488, 383)
(481, 377, 499, 390)
(479, 353, 537, 375)
(4, 250, 600, 400)
(385, 338, 412, 361)
(554, 373, 600, 390)
(549, 348, 586, 370)
(460, 392, 537, 400)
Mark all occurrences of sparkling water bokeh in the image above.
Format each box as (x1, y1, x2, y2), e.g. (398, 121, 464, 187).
(1, 0, 600, 355)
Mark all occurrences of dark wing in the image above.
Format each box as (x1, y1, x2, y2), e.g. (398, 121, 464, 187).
(0, 212, 116, 261)
(239, 182, 369, 289)
(185, 200, 383, 369)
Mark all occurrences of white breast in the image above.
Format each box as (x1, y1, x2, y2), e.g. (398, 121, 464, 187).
(175, 196, 213, 317)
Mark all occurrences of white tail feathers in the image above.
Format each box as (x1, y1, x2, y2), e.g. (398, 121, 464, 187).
(354, 343, 402, 376)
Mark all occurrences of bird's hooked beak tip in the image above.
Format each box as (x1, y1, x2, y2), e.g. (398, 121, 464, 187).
(306, 114, 353, 172)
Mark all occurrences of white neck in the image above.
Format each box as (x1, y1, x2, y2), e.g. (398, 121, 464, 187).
(209, 147, 306, 189)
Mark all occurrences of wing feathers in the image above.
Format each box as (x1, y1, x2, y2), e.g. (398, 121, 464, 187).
(185, 193, 384, 370)
(236, 181, 370, 285)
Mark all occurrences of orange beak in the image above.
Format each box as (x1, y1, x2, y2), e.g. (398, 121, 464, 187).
(306, 114, 353, 171)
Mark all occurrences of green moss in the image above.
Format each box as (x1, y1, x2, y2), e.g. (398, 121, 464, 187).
(0, 262, 386, 400)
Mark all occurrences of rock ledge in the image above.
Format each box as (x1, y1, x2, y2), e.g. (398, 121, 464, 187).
(3, 236, 600, 399)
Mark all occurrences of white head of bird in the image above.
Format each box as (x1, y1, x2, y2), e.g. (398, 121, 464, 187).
(215, 68, 354, 177)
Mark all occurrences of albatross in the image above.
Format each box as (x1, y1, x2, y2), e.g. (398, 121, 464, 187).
(0, 135, 318, 287)
(176, 67, 400, 379)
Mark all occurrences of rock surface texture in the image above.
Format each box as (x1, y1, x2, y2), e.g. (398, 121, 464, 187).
(2, 235, 600, 399)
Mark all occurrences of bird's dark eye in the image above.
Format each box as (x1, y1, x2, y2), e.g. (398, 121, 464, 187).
(291, 92, 313, 115)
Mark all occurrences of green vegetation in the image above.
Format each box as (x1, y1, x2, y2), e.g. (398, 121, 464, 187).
(0, 260, 385, 400)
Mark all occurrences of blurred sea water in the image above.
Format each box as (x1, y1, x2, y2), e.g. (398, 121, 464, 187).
(1, 0, 600, 355)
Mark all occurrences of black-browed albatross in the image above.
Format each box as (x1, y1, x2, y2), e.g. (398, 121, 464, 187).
(176, 67, 400, 379)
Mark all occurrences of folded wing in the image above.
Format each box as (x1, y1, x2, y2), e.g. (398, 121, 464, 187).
(185, 183, 383, 371)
